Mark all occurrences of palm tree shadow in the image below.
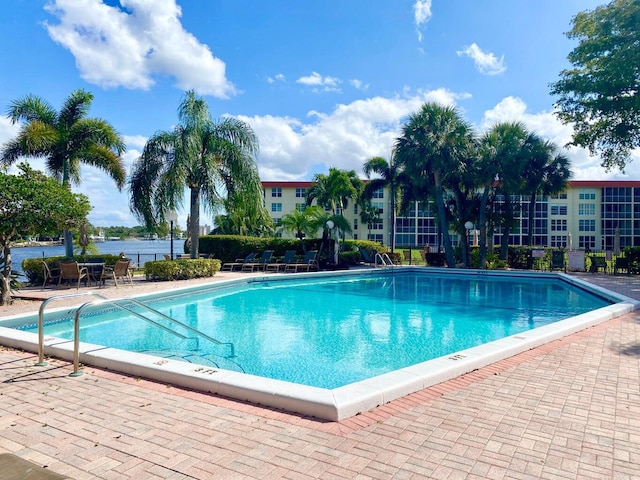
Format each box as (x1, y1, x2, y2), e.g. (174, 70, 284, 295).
(610, 341, 640, 357)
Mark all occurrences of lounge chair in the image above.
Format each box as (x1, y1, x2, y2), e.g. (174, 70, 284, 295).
(265, 250, 297, 273)
(285, 250, 318, 273)
(359, 247, 377, 266)
(221, 252, 257, 271)
(242, 250, 274, 272)
(548, 250, 566, 272)
(57, 260, 88, 289)
(42, 261, 60, 287)
(588, 255, 609, 274)
(103, 258, 133, 287)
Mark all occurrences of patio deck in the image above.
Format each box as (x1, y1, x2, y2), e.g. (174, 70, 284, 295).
(1, 271, 639, 479)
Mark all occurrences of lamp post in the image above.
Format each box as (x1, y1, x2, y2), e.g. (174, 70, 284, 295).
(464, 221, 474, 268)
(167, 210, 178, 260)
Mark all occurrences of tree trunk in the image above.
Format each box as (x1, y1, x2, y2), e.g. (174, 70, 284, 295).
(434, 171, 455, 267)
(478, 186, 490, 269)
(527, 191, 537, 246)
(189, 187, 201, 258)
(0, 245, 12, 305)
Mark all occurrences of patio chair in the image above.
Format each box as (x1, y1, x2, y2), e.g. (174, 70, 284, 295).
(103, 258, 133, 287)
(57, 260, 88, 289)
(242, 250, 274, 272)
(42, 261, 60, 287)
(221, 252, 257, 271)
(285, 250, 319, 273)
(588, 255, 609, 274)
(548, 250, 566, 272)
(358, 247, 377, 266)
(265, 250, 297, 273)
(614, 256, 630, 275)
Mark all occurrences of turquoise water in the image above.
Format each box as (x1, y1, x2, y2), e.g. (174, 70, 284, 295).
(21, 272, 612, 389)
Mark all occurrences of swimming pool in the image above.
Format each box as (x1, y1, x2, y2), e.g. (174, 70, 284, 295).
(0, 268, 637, 420)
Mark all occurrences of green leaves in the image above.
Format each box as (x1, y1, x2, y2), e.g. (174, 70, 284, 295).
(551, 0, 640, 171)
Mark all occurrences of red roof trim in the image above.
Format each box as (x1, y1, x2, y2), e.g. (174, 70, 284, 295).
(568, 180, 640, 188)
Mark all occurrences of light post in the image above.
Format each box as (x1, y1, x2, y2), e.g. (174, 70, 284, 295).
(326, 219, 338, 265)
(464, 221, 474, 268)
(167, 210, 178, 260)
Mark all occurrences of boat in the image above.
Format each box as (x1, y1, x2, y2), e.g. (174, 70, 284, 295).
(89, 229, 106, 243)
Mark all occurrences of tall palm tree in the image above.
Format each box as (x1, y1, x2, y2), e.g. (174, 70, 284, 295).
(395, 102, 474, 267)
(476, 122, 529, 267)
(129, 90, 262, 258)
(520, 134, 571, 246)
(1, 89, 126, 257)
(362, 152, 407, 252)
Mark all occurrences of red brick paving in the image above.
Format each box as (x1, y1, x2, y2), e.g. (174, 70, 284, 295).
(1, 273, 639, 478)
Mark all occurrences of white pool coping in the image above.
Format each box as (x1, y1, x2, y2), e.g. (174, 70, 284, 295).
(1, 268, 638, 421)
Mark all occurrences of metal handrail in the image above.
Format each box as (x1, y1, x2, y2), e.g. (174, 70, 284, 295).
(37, 291, 108, 366)
(374, 253, 394, 268)
(70, 297, 235, 376)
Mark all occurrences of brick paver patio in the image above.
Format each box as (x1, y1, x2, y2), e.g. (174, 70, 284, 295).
(1, 272, 639, 479)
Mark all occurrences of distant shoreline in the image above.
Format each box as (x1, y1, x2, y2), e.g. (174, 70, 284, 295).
(10, 241, 63, 248)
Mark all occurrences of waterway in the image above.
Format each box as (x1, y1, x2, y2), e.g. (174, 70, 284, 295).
(9, 239, 183, 279)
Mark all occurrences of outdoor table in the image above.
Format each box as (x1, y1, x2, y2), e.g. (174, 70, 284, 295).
(78, 262, 105, 286)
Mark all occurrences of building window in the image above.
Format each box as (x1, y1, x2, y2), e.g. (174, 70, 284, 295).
(372, 202, 384, 214)
(550, 219, 567, 231)
(368, 234, 383, 242)
(579, 203, 596, 216)
(354, 204, 358, 215)
(271, 203, 282, 212)
(579, 189, 596, 200)
(272, 217, 281, 226)
(550, 205, 567, 215)
(354, 219, 358, 230)
(295, 203, 306, 212)
(271, 187, 282, 198)
(295, 188, 306, 198)
(550, 235, 567, 248)
(551, 192, 567, 199)
(372, 188, 384, 199)
(579, 219, 596, 232)
(579, 235, 596, 249)
(368, 221, 384, 230)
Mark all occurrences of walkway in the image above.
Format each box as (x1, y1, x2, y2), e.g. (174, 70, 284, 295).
(1, 272, 639, 479)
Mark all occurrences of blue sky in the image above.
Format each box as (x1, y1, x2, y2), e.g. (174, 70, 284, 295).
(2, 0, 636, 229)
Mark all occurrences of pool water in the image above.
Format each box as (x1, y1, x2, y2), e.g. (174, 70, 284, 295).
(23, 272, 612, 389)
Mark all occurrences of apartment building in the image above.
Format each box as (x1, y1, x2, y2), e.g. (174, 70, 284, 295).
(262, 180, 640, 252)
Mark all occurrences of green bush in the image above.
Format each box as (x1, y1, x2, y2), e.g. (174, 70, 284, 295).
(144, 258, 221, 281)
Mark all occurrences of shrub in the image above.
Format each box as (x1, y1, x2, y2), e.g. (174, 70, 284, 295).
(144, 258, 221, 281)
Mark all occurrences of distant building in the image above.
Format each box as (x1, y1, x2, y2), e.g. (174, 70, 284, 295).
(262, 180, 640, 251)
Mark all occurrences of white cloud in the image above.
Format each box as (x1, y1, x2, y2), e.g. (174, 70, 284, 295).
(238, 87, 469, 180)
(296, 72, 342, 92)
(479, 96, 639, 180)
(0, 116, 19, 152)
(457, 43, 506, 75)
(43, 0, 236, 97)
(413, 0, 432, 42)
(267, 73, 286, 84)
(350, 79, 369, 91)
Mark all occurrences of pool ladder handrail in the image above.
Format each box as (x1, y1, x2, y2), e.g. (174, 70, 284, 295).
(374, 252, 395, 268)
(37, 292, 234, 376)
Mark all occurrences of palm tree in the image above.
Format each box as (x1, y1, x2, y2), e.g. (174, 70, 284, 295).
(306, 168, 362, 215)
(395, 102, 474, 267)
(129, 90, 261, 258)
(1, 89, 126, 257)
(362, 152, 406, 252)
(278, 206, 323, 250)
(476, 122, 528, 266)
(520, 134, 571, 246)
